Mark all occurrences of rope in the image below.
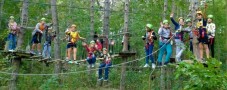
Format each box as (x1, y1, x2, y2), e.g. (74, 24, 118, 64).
(0, 34, 175, 76)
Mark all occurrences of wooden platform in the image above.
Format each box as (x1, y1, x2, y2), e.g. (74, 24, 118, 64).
(1, 51, 35, 58)
(118, 51, 136, 57)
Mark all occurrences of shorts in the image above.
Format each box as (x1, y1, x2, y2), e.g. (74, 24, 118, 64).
(31, 34, 42, 44)
(198, 37, 208, 44)
(67, 43, 77, 49)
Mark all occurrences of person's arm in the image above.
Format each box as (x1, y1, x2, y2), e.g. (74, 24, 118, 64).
(82, 42, 89, 52)
(34, 23, 43, 33)
(210, 23, 216, 36)
(152, 32, 157, 40)
(170, 17, 179, 29)
(158, 27, 163, 36)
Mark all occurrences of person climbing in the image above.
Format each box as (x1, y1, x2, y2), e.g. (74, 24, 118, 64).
(7, 16, 19, 51)
(170, 13, 186, 62)
(206, 14, 215, 58)
(184, 19, 193, 52)
(82, 40, 99, 68)
(42, 26, 56, 60)
(196, 10, 210, 61)
(98, 48, 112, 83)
(66, 24, 85, 64)
(31, 18, 47, 55)
(143, 24, 157, 68)
(157, 20, 172, 66)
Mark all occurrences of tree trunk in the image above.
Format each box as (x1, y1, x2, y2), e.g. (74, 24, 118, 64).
(163, 0, 168, 20)
(0, 0, 5, 29)
(103, 0, 110, 49)
(120, 0, 129, 90)
(90, 0, 95, 40)
(16, 0, 28, 51)
(9, 58, 21, 90)
(191, 0, 200, 60)
(51, 0, 62, 75)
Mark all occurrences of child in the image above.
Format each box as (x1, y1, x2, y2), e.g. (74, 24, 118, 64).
(31, 18, 47, 55)
(170, 13, 186, 62)
(8, 16, 19, 51)
(206, 14, 215, 58)
(143, 24, 157, 68)
(184, 19, 193, 52)
(157, 20, 172, 65)
(82, 40, 99, 67)
(42, 26, 56, 60)
(196, 11, 210, 61)
(66, 24, 85, 64)
(98, 48, 112, 82)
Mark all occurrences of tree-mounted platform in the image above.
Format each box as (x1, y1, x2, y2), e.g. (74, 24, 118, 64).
(0, 50, 35, 59)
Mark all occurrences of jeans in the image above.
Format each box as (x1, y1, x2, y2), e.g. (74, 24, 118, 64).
(157, 41, 172, 65)
(145, 44, 154, 64)
(175, 39, 185, 62)
(190, 40, 193, 53)
(86, 55, 96, 64)
(42, 42, 51, 58)
(8, 33, 17, 50)
(98, 62, 112, 80)
(209, 37, 215, 58)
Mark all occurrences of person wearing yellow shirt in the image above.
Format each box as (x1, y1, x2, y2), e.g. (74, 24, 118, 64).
(66, 24, 85, 64)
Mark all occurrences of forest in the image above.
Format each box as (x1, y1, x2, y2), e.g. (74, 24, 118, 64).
(0, 0, 227, 90)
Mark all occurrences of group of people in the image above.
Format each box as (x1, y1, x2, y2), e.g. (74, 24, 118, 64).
(7, 17, 112, 82)
(6, 9, 216, 81)
(143, 10, 216, 68)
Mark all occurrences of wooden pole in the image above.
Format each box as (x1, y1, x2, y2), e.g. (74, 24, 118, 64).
(191, 0, 200, 60)
(103, 0, 110, 49)
(90, 0, 95, 40)
(120, 0, 129, 90)
(51, 0, 62, 83)
(9, 58, 21, 90)
(16, 0, 28, 51)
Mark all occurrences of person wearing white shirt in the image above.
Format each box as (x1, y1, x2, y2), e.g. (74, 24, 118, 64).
(206, 14, 216, 58)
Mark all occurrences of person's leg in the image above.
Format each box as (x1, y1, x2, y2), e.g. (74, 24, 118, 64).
(165, 43, 172, 64)
(149, 44, 154, 63)
(67, 47, 72, 60)
(73, 47, 77, 61)
(199, 43, 204, 60)
(176, 42, 185, 62)
(86, 58, 92, 65)
(157, 42, 166, 64)
(145, 45, 149, 64)
(47, 44, 51, 58)
(98, 63, 105, 79)
(190, 41, 193, 53)
(42, 44, 47, 58)
(8, 33, 13, 50)
(175, 41, 181, 62)
(92, 55, 96, 64)
(12, 34, 16, 50)
(104, 63, 112, 80)
(204, 44, 210, 59)
(37, 35, 42, 54)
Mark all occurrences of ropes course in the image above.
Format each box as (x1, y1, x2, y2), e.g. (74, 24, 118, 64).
(0, 0, 224, 89)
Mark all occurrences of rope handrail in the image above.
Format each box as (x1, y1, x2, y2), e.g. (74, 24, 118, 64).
(0, 34, 175, 76)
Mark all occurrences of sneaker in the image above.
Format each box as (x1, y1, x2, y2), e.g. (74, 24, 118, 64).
(91, 64, 95, 68)
(74, 61, 79, 65)
(38, 53, 42, 55)
(30, 51, 36, 54)
(8, 49, 15, 52)
(68, 60, 73, 64)
(143, 64, 150, 67)
(104, 79, 108, 82)
(87, 64, 91, 68)
(152, 63, 156, 69)
(98, 77, 103, 81)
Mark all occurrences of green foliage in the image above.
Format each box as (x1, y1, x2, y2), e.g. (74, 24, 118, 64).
(175, 58, 227, 90)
